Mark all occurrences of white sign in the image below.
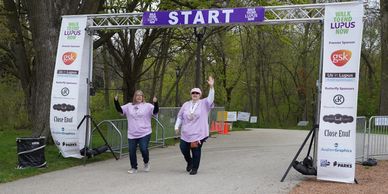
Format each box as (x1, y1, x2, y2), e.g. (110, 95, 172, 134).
(375, 117, 388, 126)
(227, 112, 237, 122)
(297, 121, 309, 127)
(317, 2, 363, 183)
(50, 16, 91, 158)
(237, 112, 250, 122)
(250, 116, 257, 123)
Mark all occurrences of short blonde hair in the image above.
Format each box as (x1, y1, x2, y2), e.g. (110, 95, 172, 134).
(132, 90, 145, 104)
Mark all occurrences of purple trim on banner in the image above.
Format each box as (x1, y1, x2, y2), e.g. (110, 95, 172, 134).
(143, 7, 265, 26)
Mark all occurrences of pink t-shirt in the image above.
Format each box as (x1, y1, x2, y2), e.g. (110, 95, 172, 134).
(177, 98, 214, 142)
(121, 102, 154, 139)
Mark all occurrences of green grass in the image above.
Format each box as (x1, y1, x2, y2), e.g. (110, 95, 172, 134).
(0, 126, 180, 183)
(0, 129, 115, 183)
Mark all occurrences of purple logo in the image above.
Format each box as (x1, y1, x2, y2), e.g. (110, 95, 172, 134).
(64, 22, 81, 40)
(147, 13, 158, 24)
(330, 11, 355, 35)
(245, 8, 258, 21)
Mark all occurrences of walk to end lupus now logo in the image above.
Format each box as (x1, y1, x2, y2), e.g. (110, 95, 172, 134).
(330, 11, 355, 35)
(64, 22, 81, 40)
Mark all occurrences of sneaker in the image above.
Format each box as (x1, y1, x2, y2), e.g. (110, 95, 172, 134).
(144, 163, 150, 172)
(186, 163, 193, 172)
(189, 169, 197, 175)
(128, 168, 137, 174)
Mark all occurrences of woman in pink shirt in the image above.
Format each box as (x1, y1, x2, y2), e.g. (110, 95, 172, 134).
(175, 76, 215, 175)
(114, 90, 158, 174)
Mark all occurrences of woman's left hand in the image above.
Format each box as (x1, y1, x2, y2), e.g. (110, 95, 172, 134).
(153, 96, 158, 103)
(207, 76, 214, 88)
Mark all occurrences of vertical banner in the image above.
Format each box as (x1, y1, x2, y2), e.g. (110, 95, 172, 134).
(50, 16, 91, 158)
(317, 3, 364, 183)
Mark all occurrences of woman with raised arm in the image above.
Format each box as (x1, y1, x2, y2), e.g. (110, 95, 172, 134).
(175, 76, 215, 175)
(114, 90, 158, 174)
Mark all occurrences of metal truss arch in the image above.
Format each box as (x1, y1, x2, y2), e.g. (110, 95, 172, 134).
(76, 1, 363, 31)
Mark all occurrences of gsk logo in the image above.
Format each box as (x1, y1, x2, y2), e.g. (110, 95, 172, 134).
(330, 50, 352, 67)
(62, 52, 77, 65)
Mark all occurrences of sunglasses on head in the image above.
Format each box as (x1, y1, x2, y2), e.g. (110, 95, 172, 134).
(191, 92, 200, 95)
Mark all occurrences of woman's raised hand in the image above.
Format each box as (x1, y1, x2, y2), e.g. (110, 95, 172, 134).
(207, 76, 214, 88)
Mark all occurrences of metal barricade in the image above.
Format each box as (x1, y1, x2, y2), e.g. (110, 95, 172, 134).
(157, 107, 180, 140)
(367, 116, 388, 160)
(356, 116, 367, 162)
(92, 120, 123, 158)
(98, 107, 225, 158)
(156, 106, 225, 139)
(92, 117, 165, 158)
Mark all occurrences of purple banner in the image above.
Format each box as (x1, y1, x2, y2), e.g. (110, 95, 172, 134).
(143, 7, 265, 26)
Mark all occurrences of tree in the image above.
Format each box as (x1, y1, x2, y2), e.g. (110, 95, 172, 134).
(1, 0, 104, 137)
(380, 0, 388, 114)
(209, 29, 242, 110)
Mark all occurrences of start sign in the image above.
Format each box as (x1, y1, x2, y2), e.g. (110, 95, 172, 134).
(143, 7, 265, 27)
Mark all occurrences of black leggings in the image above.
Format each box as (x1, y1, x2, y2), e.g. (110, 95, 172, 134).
(179, 138, 207, 170)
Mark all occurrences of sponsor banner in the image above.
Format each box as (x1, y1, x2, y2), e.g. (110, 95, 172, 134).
(226, 112, 237, 122)
(317, 3, 364, 183)
(216, 111, 237, 122)
(50, 16, 91, 158)
(237, 112, 250, 122)
(250, 116, 258, 123)
(143, 7, 264, 27)
(375, 117, 388, 126)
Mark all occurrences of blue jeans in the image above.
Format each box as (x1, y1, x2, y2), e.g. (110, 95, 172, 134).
(179, 138, 207, 171)
(128, 134, 151, 169)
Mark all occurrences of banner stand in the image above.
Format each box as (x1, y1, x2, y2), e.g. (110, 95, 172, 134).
(77, 111, 119, 165)
(280, 125, 318, 182)
(78, 29, 118, 164)
(280, 124, 359, 184)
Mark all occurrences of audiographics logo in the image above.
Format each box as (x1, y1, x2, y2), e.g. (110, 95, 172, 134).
(331, 50, 352, 67)
(320, 142, 352, 153)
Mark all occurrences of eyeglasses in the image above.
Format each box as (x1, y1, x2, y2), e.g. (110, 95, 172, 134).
(191, 92, 200, 95)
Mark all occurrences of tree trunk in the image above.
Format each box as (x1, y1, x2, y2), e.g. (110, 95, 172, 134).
(380, 0, 388, 114)
(24, 0, 102, 137)
(152, 30, 172, 101)
(25, 0, 62, 137)
(103, 61, 110, 110)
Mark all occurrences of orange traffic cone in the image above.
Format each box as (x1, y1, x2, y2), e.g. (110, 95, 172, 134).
(210, 121, 216, 132)
(217, 122, 223, 134)
(223, 123, 229, 134)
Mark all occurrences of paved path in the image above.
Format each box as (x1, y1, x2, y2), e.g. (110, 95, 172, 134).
(0, 129, 309, 194)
